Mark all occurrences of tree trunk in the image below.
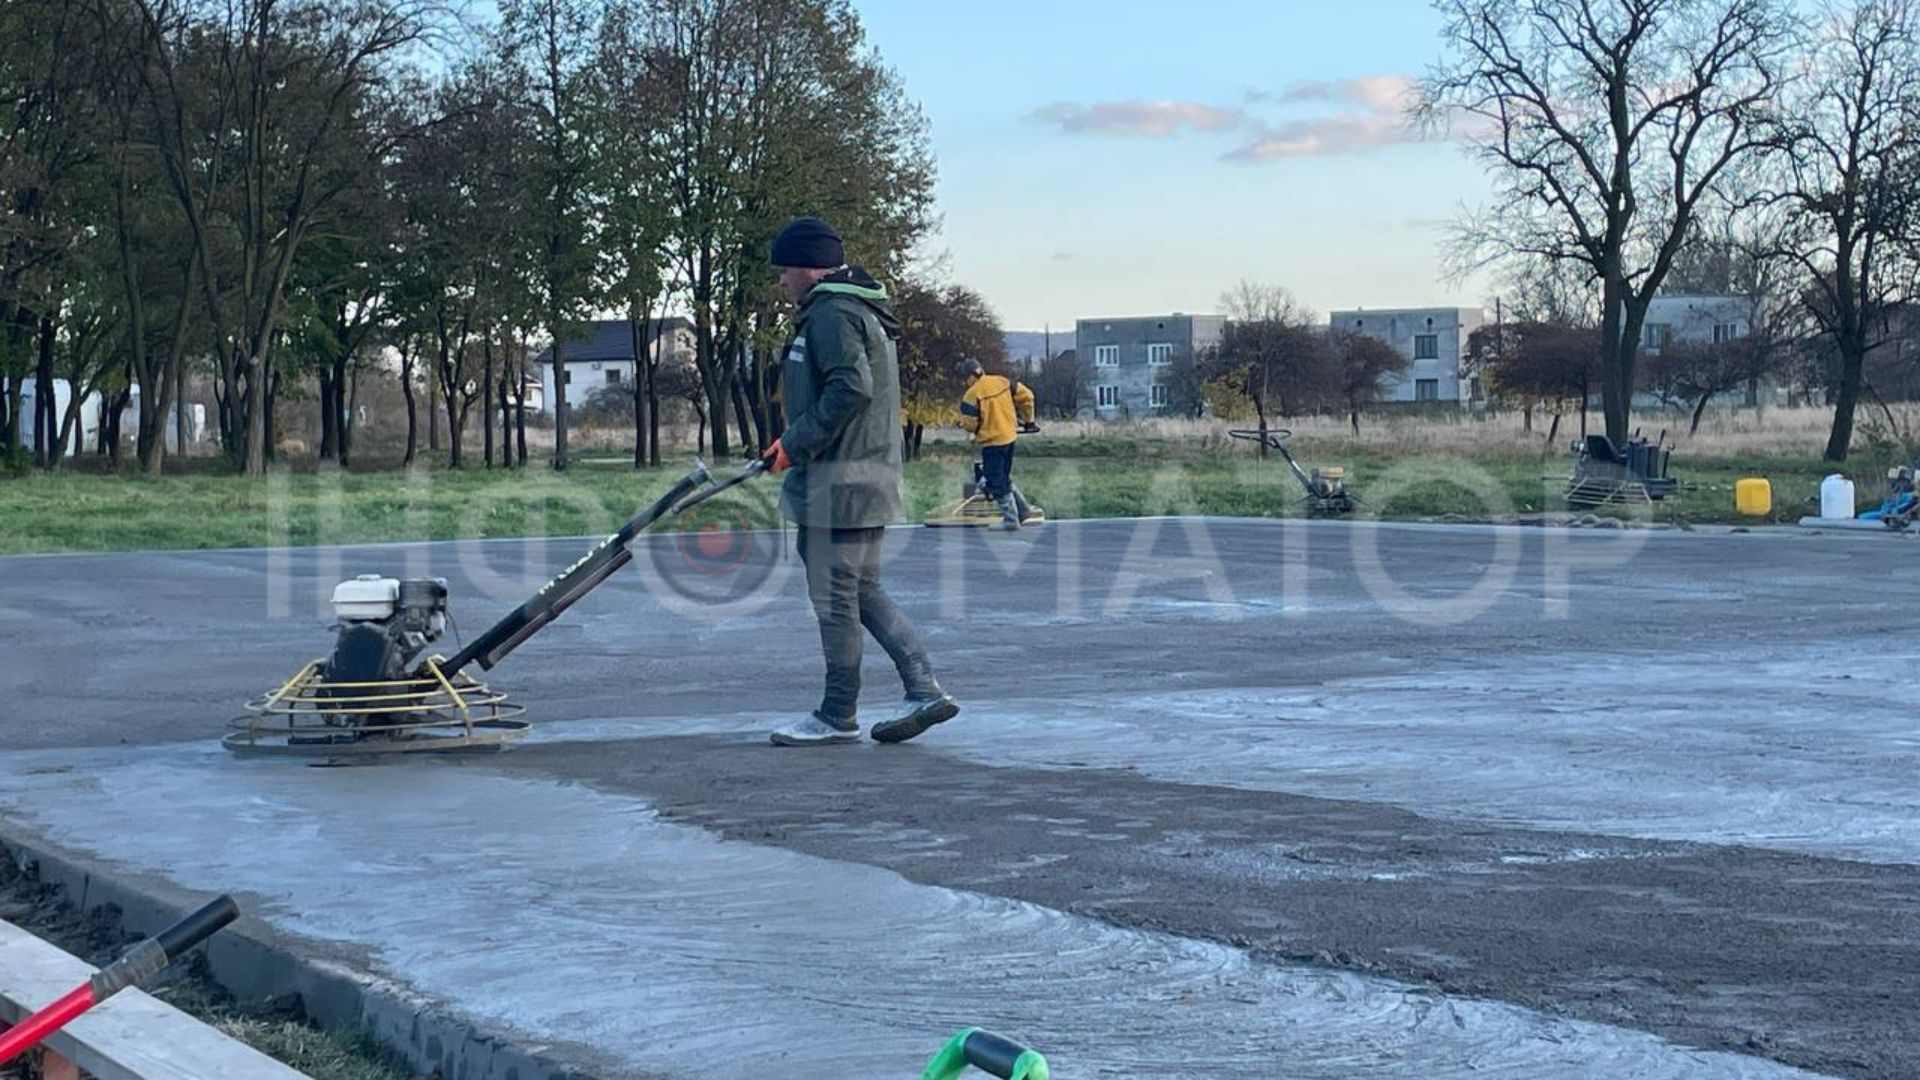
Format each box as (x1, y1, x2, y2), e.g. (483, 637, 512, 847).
(498, 375, 513, 470)
(446, 404, 465, 469)
(56, 386, 84, 467)
(647, 374, 661, 467)
(344, 360, 358, 468)
(241, 345, 268, 475)
(641, 313, 656, 465)
(35, 311, 56, 467)
(551, 329, 569, 471)
(483, 336, 495, 469)
(263, 359, 279, 465)
(1689, 392, 1712, 436)
(428, 352, 440, 453)
(515, 349, 528, 466)
(706, 378, 730, 459)
(1349, 402, 1361, 436)
(334, 353, 350, 467)
(318, 366, 338, 462)
(174, 345, 188, 462)
(401, 349, 418, 468)
(1600, 272, 1629, 446)
(1545, 411, 1562, 452)
(1824, 336, 1866, 463)
(1522, 400, 1533, 434)
(644, 315, 663, 467)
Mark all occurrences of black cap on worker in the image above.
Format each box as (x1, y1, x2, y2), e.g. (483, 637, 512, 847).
(771, 216, 845, 269)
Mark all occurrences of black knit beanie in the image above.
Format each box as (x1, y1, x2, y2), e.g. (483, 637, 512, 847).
(771, 216, 845, 269)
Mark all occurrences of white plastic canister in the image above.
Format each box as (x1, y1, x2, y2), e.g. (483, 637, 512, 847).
(1821, 474, 1857, 520)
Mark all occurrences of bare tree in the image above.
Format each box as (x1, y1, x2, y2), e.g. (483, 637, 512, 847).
(1422, 0, 1792, 446)
(1770, 0, 1920, 460)
(1202, 283, 1336, 451)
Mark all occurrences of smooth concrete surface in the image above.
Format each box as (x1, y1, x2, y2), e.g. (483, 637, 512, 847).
(4, 518, 1918, 1077)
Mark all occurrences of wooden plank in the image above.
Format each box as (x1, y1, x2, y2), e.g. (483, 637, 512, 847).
(0, 918, 311, 1080)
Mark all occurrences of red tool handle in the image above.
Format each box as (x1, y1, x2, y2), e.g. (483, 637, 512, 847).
(0, 895, 238, 1065)
(0, 985, 94, 1065)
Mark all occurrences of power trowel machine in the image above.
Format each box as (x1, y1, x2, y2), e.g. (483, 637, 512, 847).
(223, 458, 767, 761)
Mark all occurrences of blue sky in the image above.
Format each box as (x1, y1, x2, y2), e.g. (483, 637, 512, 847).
(850, 0, 1499, 330)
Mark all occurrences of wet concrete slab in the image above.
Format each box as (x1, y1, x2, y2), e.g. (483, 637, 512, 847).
(0, 741, 1837, 1079)
(3, 519, 1918, 1076)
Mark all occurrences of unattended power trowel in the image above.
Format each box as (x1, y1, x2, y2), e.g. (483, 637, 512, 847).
(223, 458, 768, 761)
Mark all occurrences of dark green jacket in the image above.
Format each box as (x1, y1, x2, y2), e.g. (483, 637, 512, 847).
(778, 267, 904, 529)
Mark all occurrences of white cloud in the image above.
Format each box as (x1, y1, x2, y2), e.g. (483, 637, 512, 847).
(1030, 100, 1248, 137)
(1034, 76, 1430, 162)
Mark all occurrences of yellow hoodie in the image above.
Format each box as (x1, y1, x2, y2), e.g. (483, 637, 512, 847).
(960, 373, 1035, 448)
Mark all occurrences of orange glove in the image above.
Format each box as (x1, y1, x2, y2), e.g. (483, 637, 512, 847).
(761, 439, 792, 474)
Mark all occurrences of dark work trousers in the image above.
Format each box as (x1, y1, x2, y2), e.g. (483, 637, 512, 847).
(795, 525, 941, 725)
(980, 442, 1016, 498)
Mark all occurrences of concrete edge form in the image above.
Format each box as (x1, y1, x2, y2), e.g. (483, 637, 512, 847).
(0, 916, 311, 1080)
(0, 825, 608, 1080)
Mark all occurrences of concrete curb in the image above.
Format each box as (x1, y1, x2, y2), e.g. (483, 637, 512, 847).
(0, 826, 607, 1080)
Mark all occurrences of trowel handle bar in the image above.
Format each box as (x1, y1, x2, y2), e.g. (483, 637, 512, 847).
(1227, 428, 1315, 489)
(1228, 427, 1293, 446)
(437, 463, 713, 676)
(0, 895, 239, 1066)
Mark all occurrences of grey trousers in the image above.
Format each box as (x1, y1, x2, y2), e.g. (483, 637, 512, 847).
(795, 525, 941, 724)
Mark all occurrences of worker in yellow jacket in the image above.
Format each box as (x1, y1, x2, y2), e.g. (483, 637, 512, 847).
(959, 361, 1039, 529)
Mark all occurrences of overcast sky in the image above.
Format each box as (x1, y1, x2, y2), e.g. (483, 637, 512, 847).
(849, 0, 1500, 330)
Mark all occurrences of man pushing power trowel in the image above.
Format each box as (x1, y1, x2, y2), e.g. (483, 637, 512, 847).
(959, 360, 1042, 530)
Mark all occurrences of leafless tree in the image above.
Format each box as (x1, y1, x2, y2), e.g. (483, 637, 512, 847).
(1421, 0, 1793, 445)
(1768, 0, 1920, 460)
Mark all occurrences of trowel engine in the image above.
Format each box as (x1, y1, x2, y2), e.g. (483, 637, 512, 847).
(326, 575, 452, 688)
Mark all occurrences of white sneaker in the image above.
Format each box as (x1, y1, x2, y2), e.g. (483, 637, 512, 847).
(769, 714, 862, 747)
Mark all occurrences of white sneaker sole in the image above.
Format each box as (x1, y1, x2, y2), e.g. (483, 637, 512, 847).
(769, 729, 862, 747)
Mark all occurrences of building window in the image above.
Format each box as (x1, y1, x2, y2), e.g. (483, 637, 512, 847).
(1095, 345, 1120, 368)
(1414, 334, 1439, 360)
(562, 371, 572, 386)
(1147, 343, 1173, 366)
(1416, 379, 1439, 401)
(1644, 323, 1673, 350)
(606, 369, 621, 385)
(1712, 322, 1739, 343)
(1097, 385, 1119, 408)
(1150, 384, 1170, 407)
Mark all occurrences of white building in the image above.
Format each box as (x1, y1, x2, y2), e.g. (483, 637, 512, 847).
(1636, 294, 1749, 355)
(533, 318, 695, 414)
(1328, 307, 1486, 403)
